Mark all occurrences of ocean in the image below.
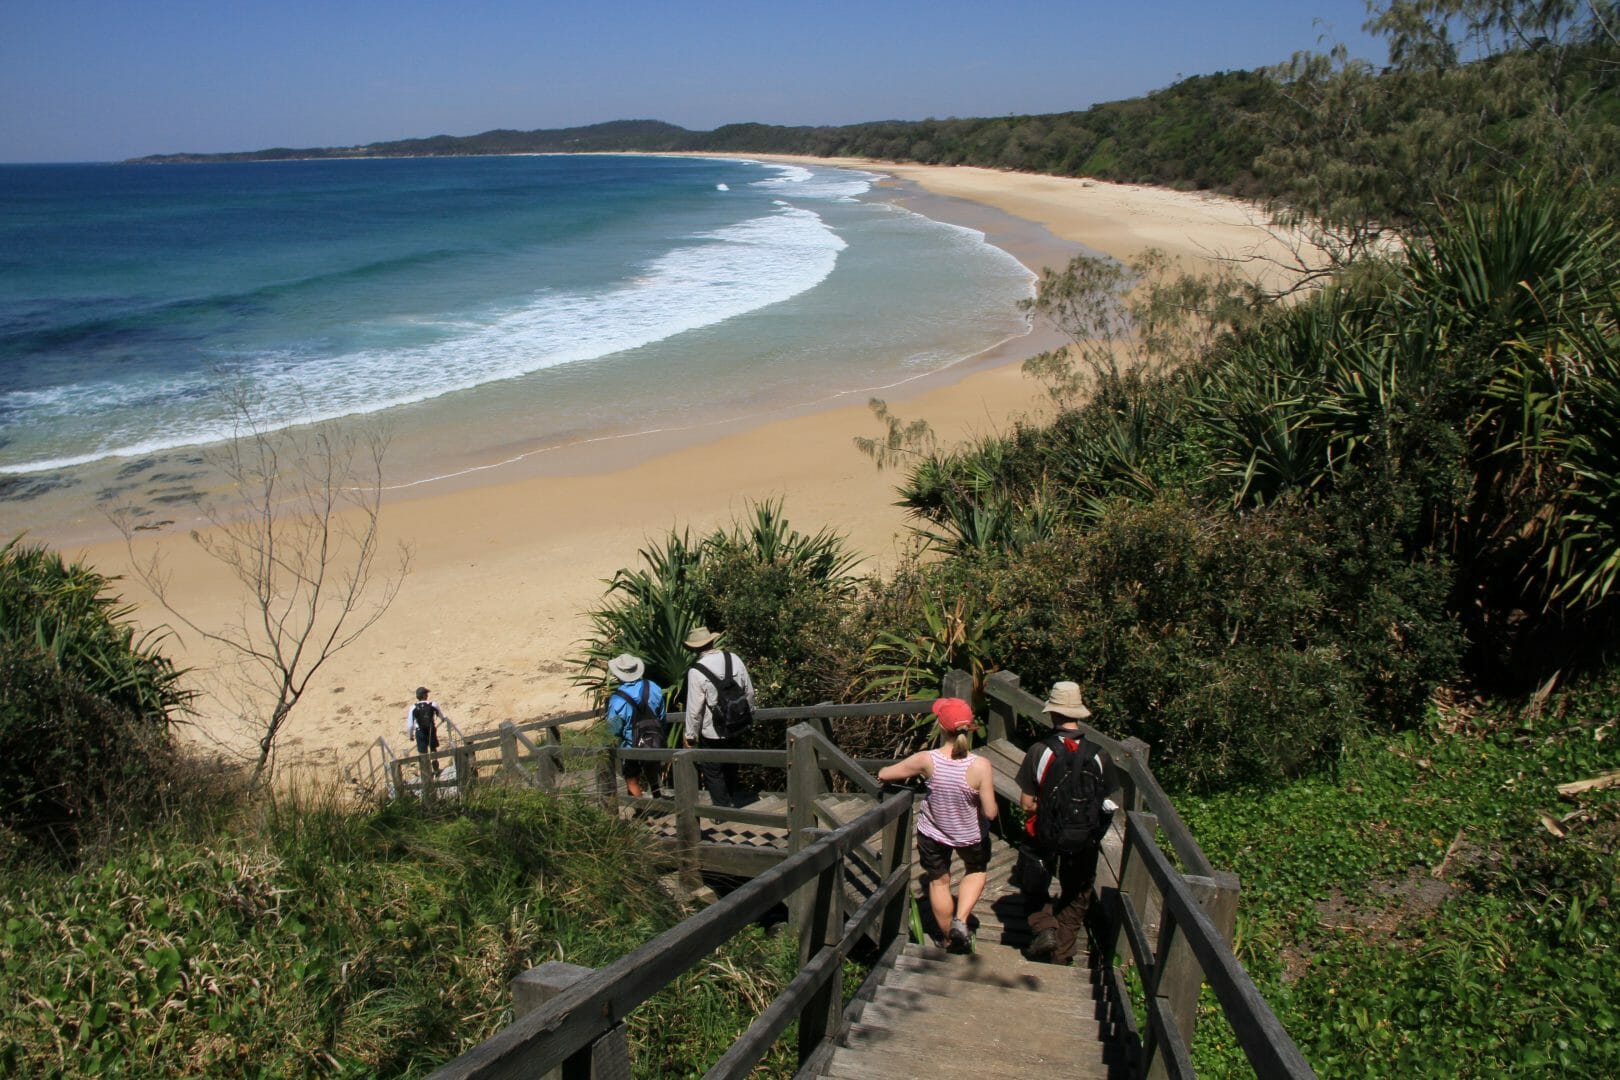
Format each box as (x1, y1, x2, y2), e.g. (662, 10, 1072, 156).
(0, 154, 1035, 521)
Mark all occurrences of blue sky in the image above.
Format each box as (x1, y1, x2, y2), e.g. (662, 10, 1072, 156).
(0, 1, 1386, 163)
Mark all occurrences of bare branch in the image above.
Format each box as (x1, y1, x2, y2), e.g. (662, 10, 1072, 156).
(116, 385, 412, 788)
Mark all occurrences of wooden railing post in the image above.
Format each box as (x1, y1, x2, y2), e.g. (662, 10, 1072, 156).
(673, 749, 701, 890)
(453, 747, 475, 797)
(786, 727, 821, 936)
(417, 752, 437, 804)
(983, 670, 1021, 743)
(1115, 811, 1159, 961)
(1152, 868, 1242, 1066)
(877, 791, 914, 949)
(535, 744, 558, 792)
(795, 846, 845, 1066)
(596, 750, 618, 811)
(1123, 736, 1151, 813)
(510, 961, 630, 1080)
(389, 757, 406, 800)
(499, 722, 520, 781)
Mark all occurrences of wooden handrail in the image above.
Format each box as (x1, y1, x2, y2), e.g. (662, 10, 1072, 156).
(424, 790, 915, 1079)
(1117, 812, 1315, 1078)
(356, 668, 1313, 1077)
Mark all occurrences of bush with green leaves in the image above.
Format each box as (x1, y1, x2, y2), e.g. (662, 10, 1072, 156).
(574, 499, 865, 714)
(0, 783, 802, 1078)
(0, 539, 191, 856)
(902, 497, 1459, 789)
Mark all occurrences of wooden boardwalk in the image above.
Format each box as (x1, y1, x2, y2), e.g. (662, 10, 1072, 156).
(623, 773, 1129, 1078)
(826, 832, 1123, 1080)
(408, 676, 1314, 1079)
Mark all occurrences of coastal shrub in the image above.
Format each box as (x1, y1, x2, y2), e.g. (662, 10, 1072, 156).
(908, 498, 1459, 789)
(0, 538, 190, 723)
(0, 540, 191, 857)
(0, 647, 175, 860)
(0, 784, 802, 1078)
(574, 499, 865, 712)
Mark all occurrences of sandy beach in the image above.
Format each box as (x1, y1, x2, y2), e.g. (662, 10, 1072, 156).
(62, 161, 1309, 776)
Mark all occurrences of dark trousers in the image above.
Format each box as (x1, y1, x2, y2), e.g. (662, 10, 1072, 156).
(697, 732, 739, 808)
(1017, 841, 1100, 964)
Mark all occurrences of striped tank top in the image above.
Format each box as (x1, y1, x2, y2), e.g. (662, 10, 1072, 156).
(918, 749, 983, 847)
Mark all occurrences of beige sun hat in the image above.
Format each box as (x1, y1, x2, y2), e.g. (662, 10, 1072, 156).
(1043, 681, 1092, 720)
(683, 626, 720, 650)
(607, 653, 644, 683)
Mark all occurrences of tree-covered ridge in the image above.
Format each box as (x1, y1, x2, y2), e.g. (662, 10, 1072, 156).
(131, 10, 1620, 223)
(128, 71, 1290, 199)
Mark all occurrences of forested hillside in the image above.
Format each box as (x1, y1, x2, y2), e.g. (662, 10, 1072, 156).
(137, 5, 1620, 233)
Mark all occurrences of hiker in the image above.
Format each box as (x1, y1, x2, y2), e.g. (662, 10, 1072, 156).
(682, 626, 755, 809)
(605, 652, 666, 798)
(1015, 681, 1115, 965)
(877, 697, 999, 951)
(405, 686, 449, 775)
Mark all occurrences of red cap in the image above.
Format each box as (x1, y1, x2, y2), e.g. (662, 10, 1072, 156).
(931, 697, 975, 733)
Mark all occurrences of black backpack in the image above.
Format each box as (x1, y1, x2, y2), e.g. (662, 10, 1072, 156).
(690, 653, 753, 739)
(411, 700, 437, 738)
(1034, 733, 1105, 854)
(612, 682, 665, 749)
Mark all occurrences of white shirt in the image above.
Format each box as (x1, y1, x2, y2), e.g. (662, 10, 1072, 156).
(684, 650, 756, 741)
(405, 699, 446, 739)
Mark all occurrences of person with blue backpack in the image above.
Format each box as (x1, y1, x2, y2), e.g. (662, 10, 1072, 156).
(605, 653, 666, 798)
(682, 626, 755, 809)
(1014, 681, 1115, 966)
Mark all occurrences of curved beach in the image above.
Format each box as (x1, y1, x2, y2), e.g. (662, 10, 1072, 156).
(72, 162, 1310, 774)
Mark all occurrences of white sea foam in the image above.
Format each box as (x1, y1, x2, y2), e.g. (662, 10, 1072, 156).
(1, 203, 847, 474)
(750, 162, 877, 202)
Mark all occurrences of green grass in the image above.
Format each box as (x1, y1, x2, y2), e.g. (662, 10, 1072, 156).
(1, 784, 801, 1078)
(1176, 670, 1620, 1077)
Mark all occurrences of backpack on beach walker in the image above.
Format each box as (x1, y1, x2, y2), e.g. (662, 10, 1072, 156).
(612, 682, 666, 749)
(1034, 734, 1105, 855)
(411, 699, 438, 741)
(691, 653, 753, 740)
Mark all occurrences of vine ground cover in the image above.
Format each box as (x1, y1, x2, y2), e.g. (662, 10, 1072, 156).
(1176, 672, 1620, 1076)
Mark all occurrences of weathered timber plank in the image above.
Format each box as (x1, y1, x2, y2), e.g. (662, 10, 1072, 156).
(876, 968, 1061, 1006)
(827, 1039, 1110, 1080)
(889, 954, 1074, 994)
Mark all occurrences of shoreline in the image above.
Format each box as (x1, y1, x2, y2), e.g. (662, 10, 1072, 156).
(59, 160, 1306, 775)
(7, 161, 1066, 549)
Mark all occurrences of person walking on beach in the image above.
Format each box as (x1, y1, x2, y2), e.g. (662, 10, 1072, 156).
(682, 626, 755, 809)
(877, 698, 999, 951)
(605, 653, 666, 798)
(405, 686, 450, 775)
(1015, 681, 1114, 966)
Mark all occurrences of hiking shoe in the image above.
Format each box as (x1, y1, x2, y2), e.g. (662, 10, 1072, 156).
(1026, 927, 1058, 958)
(948, 918, 971, 949)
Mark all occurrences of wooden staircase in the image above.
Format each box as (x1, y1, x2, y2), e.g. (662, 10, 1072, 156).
(823, 830, 1124, 1080)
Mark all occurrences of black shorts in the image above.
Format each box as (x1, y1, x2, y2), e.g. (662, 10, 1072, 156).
(621, 757, 644, 780)
(917, 830, 990, 880)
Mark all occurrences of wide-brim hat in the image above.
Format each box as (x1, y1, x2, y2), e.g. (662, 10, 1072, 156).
(683, 626, 720, 650)
(607, 653, 644, 683)
(1043, 681, 1092, 720)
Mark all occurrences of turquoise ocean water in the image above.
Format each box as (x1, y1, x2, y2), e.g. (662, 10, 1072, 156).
(0, 155, 1033, 488)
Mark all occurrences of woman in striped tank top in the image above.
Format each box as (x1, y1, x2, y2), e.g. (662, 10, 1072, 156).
(877, 698, 999, 950)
